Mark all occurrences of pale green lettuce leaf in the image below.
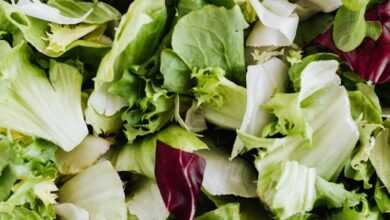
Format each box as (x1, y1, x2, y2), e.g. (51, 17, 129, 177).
(126, 178, 169, 220)
(90, 0, 167, 116)
(85, 105, 123, 135)
(232, 58, 288, 158)
(56, 203, 89, 220)
(198, 148, 257, 198)
(13, 0, 91, 25)
(295, 0, 342, 18)
(258, 161, 362, 219)
(370, 128, 390, 193)
(56, 136, 110, 175)
(0, 43, 88, 151)
(247, 0, 298, 47)
(196, 203, 240, 220)
(257, 161, 317, 219)
(47, 0, 121, 24)
(255, 60, 359, 180)
(59, 161, 127, 220)
(172, 5, 248, 84)
(192, 67, 247, 129)
(374, 181, 390, 213)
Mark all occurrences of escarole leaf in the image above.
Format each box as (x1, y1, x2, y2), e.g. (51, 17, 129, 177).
(232, 58, 288, 158)
(247, 0, 299, 47)
(0, 43, 88, 151)
(90, 0, 167, 116)
(255, 60, 359, 181)
(172, 5, 248, 84)
(192, 67, 247, 129)
(59, 161, 127, 220)
(155, 142, 206, 220)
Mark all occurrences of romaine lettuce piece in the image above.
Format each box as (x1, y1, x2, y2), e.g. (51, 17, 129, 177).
(59, 161, 127, 220)
(232, 58, 288, 158)
(247, 0, 298, 47)
(172, 5, 248, 84)
(0, 43, 88, 151)
(192, 67, 246, 129)
(56, 136, 110, 175)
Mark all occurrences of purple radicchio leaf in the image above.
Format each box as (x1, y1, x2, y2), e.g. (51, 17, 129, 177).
(313, 1, 390, 84)
(155, 141, 206, 220)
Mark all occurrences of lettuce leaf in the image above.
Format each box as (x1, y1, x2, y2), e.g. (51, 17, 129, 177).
(370, 128, 390, 193)
(59, 161, 127, 220)
(247, 0, 298, 47)
(172, 5, 248, 84)
(0, 43, 88, 151)
(192, 67, 247, 129)
(196, 203, 240, 220)
(232, 58, 288, 158)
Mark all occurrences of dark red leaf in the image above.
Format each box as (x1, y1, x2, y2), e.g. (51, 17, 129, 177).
(313, 1, 390, 84)
(155, 142, 206, 220)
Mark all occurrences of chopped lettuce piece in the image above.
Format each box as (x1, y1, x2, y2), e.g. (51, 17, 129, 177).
(0, 43, 88, 151)
(126, 178, 169, 220)
(192, 67, 246, 129)
(85, 105, 123, 135)
(370, 128, 390, 193)
(247, 0, 298, 47)
(374, 181, 390, 213)
(196, 203, 240, 220)
(56, 203, 89, 220)
(47, 0, 121, 24)
(59, 161, 127, 220)
(198, 148, 257, 198)
(232, 58, 288, 158)
(255, 60, 359, 180)
(13, 0, 92, 25)
(172, 5, 248, 84)
(56, 136, 110, 175)
(258, 161, 362, 219)
(90, 0, 167, 116)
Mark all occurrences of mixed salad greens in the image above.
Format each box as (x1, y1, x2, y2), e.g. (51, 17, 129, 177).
(0, 0, 388, 219)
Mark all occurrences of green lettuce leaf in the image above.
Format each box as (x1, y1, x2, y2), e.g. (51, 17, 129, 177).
(56, 136, 110, 175)
(126, 178, 169, 220)
(89, 0, 168, 116)
(192, 67, 246, 129)
(232, 58, 288, 158)
(370, 128, 390, 193)
(0, 43, 88, 151)
(374, 181, 390, 213)
(172, 5, 248, 84)
(59, 161, 127, 220)
(56, 203, 89, 220)
(196, 203, 240, 220)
